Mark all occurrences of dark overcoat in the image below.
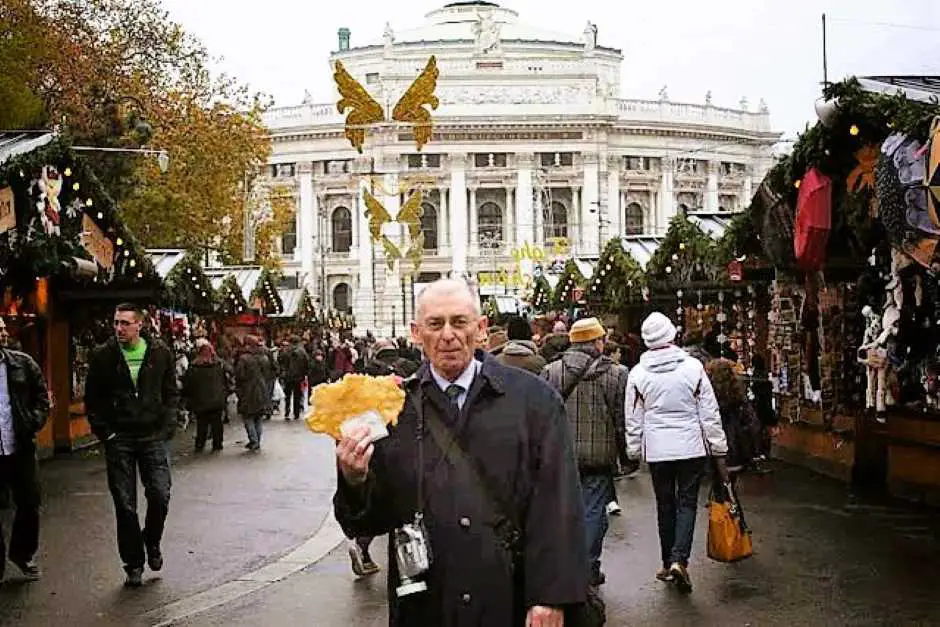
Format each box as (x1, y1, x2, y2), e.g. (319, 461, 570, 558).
(334, 355, 588, 627)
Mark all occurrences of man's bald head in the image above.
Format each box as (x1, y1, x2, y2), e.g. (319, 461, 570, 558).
(411, 278, 486, 382)
(415, 279, 481, 321)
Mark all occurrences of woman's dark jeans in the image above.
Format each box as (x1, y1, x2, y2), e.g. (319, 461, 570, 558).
(195, 410, 224, 451)
(648, 457, 707, 568)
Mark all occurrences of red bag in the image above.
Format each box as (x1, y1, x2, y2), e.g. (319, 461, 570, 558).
(794, 168, 832, 270)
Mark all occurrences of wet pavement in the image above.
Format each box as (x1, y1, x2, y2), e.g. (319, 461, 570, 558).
(0, 413, 337, 627)
(181, 463, 940, 627)
(4, 419, 940, 626)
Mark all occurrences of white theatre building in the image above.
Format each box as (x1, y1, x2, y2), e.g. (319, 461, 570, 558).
(262, 1, 780, 336)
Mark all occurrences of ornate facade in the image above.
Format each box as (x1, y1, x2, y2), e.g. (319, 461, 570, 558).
(263, 1, 780, 336)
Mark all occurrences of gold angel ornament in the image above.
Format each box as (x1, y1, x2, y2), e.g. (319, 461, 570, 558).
(334, 56, 439, 153)
(363, 187, 426, 273)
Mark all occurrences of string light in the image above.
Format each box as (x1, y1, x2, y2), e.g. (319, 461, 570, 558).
(849, 124, 860, 136)
(64, 167, 72, 177)
(85, 198, 93, 207)
(96, 212, 104, 219)
(115, 237, 124, 246)
(72, 182, 80, 191)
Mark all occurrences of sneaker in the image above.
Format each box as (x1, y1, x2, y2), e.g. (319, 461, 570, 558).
(655, 567, 674, 582)
(146, 545, 163, 572)
(669, 563, 692, 593)
(11, 559, 40, 582)
(124, 567, 144, 588)
(360, 555, 381, 576)
(606, 501, 622, 516)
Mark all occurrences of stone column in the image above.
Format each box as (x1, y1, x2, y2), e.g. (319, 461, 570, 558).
(468, 186, 478, 257)
(515, 154, 534, 246)
(606, 155, 621, 239)
(580, 154, 598, 256)
(297, 162, 314, 282)
(659, 157, 675, 233)
(743, 169, 754, 212)
(355, 179, 375, 332)
(505, 187, 514, 249)
(449, 155, 468, 277)
(707, 160, 719, 212)
(439, 187, 449, 252)
(383, 170, 402, 338)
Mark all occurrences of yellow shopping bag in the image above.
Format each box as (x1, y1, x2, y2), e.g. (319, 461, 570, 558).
(706, 494, 753, 563)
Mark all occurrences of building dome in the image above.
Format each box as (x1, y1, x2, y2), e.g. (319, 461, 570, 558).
(354, 1, 608, 52)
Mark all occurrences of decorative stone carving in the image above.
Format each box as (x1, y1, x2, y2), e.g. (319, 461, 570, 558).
(624, 190, 650, 209)
(473, 11, 501, 55)
(297, 161, 314, 175)
(583, 22, 598, 51)
(740, 96, 749, 111)
(437, 85, 591, 106)
(658, 85, 669, 102)
(302, 90, 313, 105)
(383, 22, 394, 51)
(759, 98, 769, 113)
(676, 191, 703, 210)
(705, 90, 713, 106)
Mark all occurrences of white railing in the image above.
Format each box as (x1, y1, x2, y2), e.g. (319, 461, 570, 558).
(263, 103, 343, 128)
(616, 99, 771, 133)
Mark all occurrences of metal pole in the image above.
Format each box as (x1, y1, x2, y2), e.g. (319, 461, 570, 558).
(822, 13, 829, 87)
(392, 304, 397, 338)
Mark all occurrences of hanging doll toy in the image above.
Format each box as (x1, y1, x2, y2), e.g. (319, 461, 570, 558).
(34, 165, 63, 236)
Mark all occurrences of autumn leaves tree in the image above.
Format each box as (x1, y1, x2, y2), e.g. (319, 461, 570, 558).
(2, 0, 282, 264)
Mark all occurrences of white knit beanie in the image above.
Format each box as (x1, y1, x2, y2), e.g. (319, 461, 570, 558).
(641, 312, 677, 349)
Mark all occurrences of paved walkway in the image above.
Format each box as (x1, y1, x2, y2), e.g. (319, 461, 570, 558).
(0, 413, 339, 627)
(180, 463, 940, 627)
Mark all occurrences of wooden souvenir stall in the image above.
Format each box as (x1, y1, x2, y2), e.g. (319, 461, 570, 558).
(0, 133, 161, 456)
(745, 77, 940, 503)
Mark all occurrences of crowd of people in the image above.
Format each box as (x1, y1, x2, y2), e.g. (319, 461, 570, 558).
(1, 284, 777, 626)
(333, 278, 779, 627)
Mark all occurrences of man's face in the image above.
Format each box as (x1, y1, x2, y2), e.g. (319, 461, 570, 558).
(0, 319, 8, 347)
(113, 309, 142, 346)
(411, 289, 485, 381)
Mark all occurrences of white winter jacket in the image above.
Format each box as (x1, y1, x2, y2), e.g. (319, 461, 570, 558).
(625, 345, 728, 463)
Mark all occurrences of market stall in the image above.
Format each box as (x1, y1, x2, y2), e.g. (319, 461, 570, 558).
(0, 133, 161, 455)
(742, 77, 940, 502)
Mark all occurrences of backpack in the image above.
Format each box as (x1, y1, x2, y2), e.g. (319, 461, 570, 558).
(793, 168, 832, 271)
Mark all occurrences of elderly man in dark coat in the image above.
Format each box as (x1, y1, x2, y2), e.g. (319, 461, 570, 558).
(335, 279, 588, 627)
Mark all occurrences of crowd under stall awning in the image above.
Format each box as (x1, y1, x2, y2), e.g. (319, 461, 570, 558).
(270, 287, 315, 321)
(204, 265, 282, 316)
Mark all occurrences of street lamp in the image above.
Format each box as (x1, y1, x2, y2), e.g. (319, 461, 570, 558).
(72, 146, 170, 173)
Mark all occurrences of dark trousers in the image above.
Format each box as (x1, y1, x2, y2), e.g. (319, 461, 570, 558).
(0, 449, 41, 564)
(104, 439, 172, 572)
(649, 456, 707, 568)
(194, 410, 224, 451)
(283, 379, 304, 420)
(580, 473, 614, 570)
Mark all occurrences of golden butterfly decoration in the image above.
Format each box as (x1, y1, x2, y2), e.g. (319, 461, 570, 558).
(847, 145, 879, 193)
(334, 56, 440, 153)
(364, 187, 426, 273)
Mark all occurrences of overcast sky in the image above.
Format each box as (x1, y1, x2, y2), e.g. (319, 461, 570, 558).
(161, 0, 939, 137)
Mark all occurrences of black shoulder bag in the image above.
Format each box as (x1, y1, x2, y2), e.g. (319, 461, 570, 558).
(412, 386, 606, 627)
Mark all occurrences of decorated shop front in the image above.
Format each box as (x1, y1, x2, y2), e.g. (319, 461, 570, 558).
(0, 133, 161, 455)
(744, 78, 940, 503)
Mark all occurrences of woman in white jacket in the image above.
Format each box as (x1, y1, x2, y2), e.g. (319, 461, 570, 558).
(625, 312, 729, 592)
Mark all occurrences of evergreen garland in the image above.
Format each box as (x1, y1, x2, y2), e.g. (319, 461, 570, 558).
(586, 238, 646, 311)
(218, 274, 247, 316)
(164, 251, 216, 314)
(252, 268, 284, 315)
(530, 274, 552, 313)
(646, 213, 722, 290)
(0, 136, 158, 296)
(551, 259, 587, 309)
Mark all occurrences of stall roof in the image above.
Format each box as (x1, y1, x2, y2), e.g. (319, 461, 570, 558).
(621, 236, 663, 269)
(688, 212, 735, 239)
(271, 288, 304, 318)
(858, 75, 940, 104)
(204, 266, 262, 301)
(546, 274, 561, 289)
(573, 259, 595, 280)
(0, 132, 55, 165)
(146, 249, 187, 279)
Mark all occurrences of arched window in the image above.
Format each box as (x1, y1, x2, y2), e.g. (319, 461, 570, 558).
(333, 283, 351, 313)
(544, 201, 568, 241)
(625, 203, 644, 235)
(478, 201, 502, 246)
(331, 207, 352, 253)
(420, 203, 438, 250)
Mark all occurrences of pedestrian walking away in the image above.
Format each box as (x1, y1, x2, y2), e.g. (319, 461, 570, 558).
(542, 316, 630, 587)
(182, 339, 230, 453)
(235, 335, 272, 451)
(84, 303, 179, 588)
(625, 312, 730, 593)
(334, 279, 589, 627)
(0, 317, 50, 584)
(280, 336, 310, 421)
